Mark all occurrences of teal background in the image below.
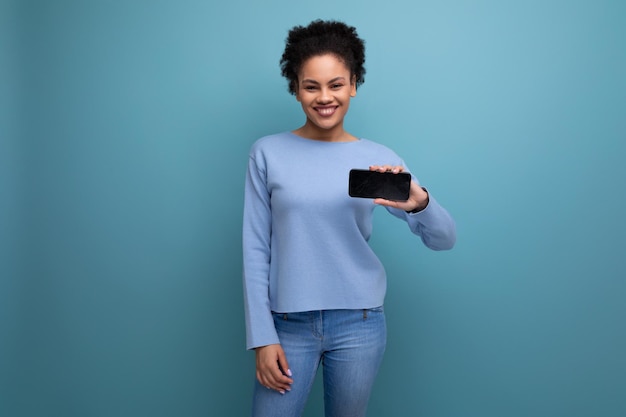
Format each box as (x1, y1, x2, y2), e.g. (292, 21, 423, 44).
(1, 0, 625, 416)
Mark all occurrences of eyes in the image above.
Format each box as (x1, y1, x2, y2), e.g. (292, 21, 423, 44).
(302, 83, 345, 92)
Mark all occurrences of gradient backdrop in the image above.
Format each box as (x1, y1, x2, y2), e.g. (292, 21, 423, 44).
(1, 1, 625, 416)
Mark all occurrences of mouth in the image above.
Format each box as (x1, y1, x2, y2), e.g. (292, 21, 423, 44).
(315, 106, 338, 117)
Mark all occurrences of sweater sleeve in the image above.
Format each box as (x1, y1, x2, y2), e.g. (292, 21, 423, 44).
(242, 154, 280, 350)
(387, 191, 457, 251)
(382, 160, 456, 250)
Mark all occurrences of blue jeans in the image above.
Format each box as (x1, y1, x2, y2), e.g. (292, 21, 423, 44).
(251, 308, 387, 417)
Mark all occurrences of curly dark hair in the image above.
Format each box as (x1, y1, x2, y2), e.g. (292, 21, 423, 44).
(280, 20, 366, 95)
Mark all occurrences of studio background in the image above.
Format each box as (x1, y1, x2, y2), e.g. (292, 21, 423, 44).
(1, 1, 624, 416)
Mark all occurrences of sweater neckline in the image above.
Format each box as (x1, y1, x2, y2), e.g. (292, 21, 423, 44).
(287, 131, 362, 144)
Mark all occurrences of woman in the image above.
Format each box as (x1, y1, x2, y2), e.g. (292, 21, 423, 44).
(243, 19, 456, 417)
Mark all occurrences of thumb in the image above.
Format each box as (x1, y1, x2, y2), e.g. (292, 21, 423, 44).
(276, 347, 292, 377)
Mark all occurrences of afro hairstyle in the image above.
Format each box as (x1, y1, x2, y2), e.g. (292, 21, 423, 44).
(280, 19, 366, 95)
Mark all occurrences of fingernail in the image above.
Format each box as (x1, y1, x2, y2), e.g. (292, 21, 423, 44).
(279, 390, 285, 395)
(287, 369, 292, 377)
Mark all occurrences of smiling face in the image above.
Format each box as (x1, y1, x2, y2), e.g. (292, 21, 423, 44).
(294, 54, 357, 141)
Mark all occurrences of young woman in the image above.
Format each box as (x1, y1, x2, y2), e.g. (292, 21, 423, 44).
(242, 19, 456, 417)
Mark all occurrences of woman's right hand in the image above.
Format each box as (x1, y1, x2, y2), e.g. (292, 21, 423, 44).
(255, 344, 293, 394)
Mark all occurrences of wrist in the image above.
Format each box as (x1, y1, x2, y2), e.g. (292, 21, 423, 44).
(406, 187, 429, 213)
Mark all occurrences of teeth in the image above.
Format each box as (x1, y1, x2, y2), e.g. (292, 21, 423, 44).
(318, 107, 335, 116)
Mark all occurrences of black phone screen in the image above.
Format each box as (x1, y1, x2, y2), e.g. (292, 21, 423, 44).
(348, 169, 411, 201)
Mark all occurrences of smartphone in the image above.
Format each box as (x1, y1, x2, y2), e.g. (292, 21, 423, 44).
(348, 169, 411, 201)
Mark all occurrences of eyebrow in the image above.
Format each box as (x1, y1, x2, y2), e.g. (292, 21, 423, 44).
(301, 77, 347, 85)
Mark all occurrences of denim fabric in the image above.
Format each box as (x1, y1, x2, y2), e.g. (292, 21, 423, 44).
(251, 308, 386, 417)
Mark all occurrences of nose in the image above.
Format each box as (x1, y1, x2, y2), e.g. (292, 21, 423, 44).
(316, 87, 332, 103)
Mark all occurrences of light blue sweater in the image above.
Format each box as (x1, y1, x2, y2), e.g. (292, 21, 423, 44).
(242, 132, 456, 349)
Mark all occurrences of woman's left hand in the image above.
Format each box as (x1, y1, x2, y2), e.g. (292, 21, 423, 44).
(369, 165, 429, 212)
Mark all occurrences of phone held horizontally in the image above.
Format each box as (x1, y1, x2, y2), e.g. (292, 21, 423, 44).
(348, 169, 411, 201)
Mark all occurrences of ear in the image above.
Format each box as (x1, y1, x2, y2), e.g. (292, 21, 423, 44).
(293, 81, 301, 102)
(350, 75, 357, 97)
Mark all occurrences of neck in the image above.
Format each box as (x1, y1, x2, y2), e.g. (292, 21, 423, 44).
(294, 122, 355, 142)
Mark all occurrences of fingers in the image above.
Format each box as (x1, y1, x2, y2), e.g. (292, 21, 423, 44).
(374, 181, 428, 212)
(255, 344, 293, 394)
(373, 197, 400, 208)
(277, 349, 293, 380)
(369, 164, 404, 174)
